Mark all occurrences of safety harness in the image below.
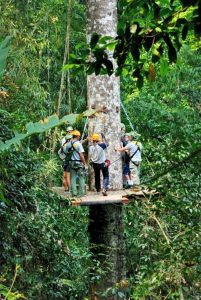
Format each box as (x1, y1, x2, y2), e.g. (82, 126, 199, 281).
(65, 141, 82, 162)
(129, 141, 141, 167)
(59, 139, 82, 162)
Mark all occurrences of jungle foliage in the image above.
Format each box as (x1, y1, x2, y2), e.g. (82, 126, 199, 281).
(0, 0, 201, 299)
(66, 0, 201, 88)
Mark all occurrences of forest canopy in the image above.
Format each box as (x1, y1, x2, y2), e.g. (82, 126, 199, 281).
(0, 0, 201, 299)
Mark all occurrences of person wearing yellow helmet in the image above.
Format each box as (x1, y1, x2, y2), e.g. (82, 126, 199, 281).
(59, 126, 74, 192)
(63, 129, 87, 197)
(89, 133, 109, 196)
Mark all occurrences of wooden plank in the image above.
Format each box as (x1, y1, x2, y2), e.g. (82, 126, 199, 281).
(71, 197, 129, 206)
(50, 186, 159, 207)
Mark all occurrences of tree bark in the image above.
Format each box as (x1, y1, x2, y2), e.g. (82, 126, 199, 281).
(87, 0, 122, 190)
(87, 1, 125, 299)
(89, 205, 126, 300)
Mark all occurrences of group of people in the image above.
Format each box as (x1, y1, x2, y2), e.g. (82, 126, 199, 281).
(59, 124, 142, 197)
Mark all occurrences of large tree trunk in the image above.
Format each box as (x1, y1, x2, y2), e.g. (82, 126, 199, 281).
(87, 0, 122, 191)
(88, 204, 126, 300)
(87, 1, 125, 299)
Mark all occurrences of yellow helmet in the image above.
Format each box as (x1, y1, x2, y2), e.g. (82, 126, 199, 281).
(71, 130, 81, 137)
(92, 133, 100, 141)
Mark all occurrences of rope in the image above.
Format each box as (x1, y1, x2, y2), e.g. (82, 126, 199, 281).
(81, 117, 88, 140)
(120, 100, 135, 131)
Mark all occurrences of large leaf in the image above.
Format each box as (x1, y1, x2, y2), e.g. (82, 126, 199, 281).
(0, 110, 97, 152)
(0, 36, 12, 81)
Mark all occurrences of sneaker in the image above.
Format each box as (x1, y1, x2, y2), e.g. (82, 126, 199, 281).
(96, 190, 101, 195)
(102, 190, 108, 196)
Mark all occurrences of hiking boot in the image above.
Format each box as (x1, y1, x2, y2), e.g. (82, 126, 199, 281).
(102, 190, 108, 196)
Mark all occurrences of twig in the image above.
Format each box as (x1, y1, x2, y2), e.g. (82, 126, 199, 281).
(4, 265, 19, 300)
(152, 214, 171, 245)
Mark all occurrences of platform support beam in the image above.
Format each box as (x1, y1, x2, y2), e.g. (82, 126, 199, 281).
(88, 204, 126, 300)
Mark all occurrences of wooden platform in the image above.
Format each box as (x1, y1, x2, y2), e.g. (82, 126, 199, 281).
(71, 193, 129, 206)
(51, 187, 159, 206)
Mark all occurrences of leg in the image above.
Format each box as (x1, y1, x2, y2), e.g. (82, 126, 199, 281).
(63, 171, 70, 191)
(63, 171, 68, 191)
(102, 165, 109, 191)
(78, 168, 86, 196)
(93, 163, 101, 192)
(123, 163, 131, 187)
(130, 163, 140, 186)
(70, 168, 78, 196)
(63, 162, 71, 191)
(66, 172, 70, 190)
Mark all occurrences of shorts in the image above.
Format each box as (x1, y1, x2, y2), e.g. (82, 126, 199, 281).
(123, 163, 131, 176)
(63, 161, 70, 172)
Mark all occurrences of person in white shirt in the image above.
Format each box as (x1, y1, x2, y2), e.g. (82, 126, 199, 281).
(116, 132, 142, 186)
(89, 133, 109, 196)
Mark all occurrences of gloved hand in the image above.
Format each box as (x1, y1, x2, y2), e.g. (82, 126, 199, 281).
(84, 165, 88, 175)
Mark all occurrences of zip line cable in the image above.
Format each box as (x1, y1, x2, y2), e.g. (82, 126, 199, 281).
(120, 100, 135, 131)
(81, 117, 88, 140)
(120, 100, 154, 173)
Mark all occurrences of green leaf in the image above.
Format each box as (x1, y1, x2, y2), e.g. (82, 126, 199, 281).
(160, 58, 169, 76)
(106, 41, 117, 51)
(131, 45, 140, 62)
(0, 36, 12, 81)
(62, 63, 80, 71)
(0, 111, 90, 152)
(58, 279, 74, 287)
(90, 33, 100, 49)
(182, 24, 189, 40)
(103, 59, 114, 75)
(136, 74, 144, 89)
(130, 24, 138, 34)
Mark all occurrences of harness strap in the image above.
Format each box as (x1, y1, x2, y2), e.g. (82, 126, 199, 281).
(65, 141, 82, 162)
(129, 146, 140, 161)
(131, 161, 140, 167)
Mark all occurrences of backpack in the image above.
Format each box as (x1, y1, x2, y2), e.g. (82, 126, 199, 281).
(58, 141, 79, 161)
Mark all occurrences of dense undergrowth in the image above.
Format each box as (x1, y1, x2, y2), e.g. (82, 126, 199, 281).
(0, 148, 90, 300)
(0, 0, 201, 299)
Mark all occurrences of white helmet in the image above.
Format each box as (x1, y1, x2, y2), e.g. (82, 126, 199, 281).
(66, 126, 73, 132)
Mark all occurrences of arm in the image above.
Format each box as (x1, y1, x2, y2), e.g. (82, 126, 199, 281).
(115, 146, 128, 152)
(101, 133, 109, 147)
(79, 152, 86, 167)
(81, 137, 89, 144)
